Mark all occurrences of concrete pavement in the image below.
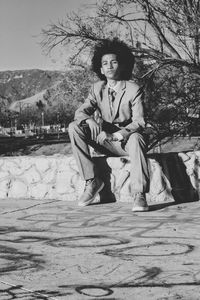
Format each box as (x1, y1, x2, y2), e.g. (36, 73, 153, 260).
(0, 198, 200, 300)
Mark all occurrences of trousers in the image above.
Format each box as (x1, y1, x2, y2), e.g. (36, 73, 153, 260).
(68, 121, 150, 194)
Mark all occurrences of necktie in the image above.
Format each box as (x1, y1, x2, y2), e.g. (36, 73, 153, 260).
(108, 88, 116, 116)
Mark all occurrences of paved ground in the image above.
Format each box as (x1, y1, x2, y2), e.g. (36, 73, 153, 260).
(0, 198, 200, 300)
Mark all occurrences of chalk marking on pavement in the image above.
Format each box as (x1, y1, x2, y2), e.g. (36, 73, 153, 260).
(0, 200, 61, 215)
(0, 279, 59, 300)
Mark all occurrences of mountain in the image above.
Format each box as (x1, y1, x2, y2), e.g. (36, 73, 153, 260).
(0, 69, 66, 109)
(0, 68, 94, 126)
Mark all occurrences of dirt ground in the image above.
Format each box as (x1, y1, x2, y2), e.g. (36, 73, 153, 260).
(0, 136, 199, 157)
(0, 142, 73, 157)
(9, 136, 200, 156)
(23, 142, 73, 156)
(0, 198, 200, 299)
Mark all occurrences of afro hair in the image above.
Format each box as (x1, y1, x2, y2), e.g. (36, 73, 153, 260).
(91, 38, 135, 81)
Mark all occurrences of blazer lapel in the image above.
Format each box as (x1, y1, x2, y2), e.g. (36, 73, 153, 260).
(112, 81, 126, 121)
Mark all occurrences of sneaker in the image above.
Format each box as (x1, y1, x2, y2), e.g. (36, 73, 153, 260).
(78, 177, 105, 207)
(132, 192, 149, 212)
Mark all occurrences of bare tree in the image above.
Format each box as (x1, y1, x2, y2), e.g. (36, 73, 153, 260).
(41, 0, 200, 149)
(41, 0, 200, 71)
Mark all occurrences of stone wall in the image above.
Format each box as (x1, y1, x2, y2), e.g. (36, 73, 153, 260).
(0, 151, 199, 204)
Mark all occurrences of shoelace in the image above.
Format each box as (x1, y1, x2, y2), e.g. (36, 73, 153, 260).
(132, 192, 144, 200)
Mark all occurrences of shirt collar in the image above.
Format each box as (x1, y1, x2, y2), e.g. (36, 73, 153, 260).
(107, 81, 122, 93)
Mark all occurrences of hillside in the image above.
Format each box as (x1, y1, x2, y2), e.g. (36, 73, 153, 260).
(0, 69, 65, 106)
(0, 68, 94, 126)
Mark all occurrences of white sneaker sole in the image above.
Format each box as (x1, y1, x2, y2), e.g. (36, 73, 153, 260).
(132, 206, 149, 212)
(78, 182, 105, 207)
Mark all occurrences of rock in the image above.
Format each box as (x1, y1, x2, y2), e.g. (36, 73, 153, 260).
(0, 153, 199, 203)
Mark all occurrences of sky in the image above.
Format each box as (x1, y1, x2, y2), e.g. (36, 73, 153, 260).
(0, 0, 94, 71)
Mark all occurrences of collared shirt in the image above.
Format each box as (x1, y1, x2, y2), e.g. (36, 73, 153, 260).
(107, 81, 121, 94)
(107, 81, 121, 114)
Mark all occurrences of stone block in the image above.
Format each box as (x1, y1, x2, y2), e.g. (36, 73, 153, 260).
(0, 179, 10, 198)
(34, 157, 50, 173)
(1, 159, 23, 176)
(42, 168, 56, 184)
(0, 170, 10, 180)
(82, 156, 175, 204)
(0, 152, 199, 203)
(8, 180, 28, 198)
(29, 183, 48, 199)
(23, 166, 41, 184)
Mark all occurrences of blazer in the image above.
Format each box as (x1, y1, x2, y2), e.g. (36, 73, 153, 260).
(74, 80, 145, 141)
